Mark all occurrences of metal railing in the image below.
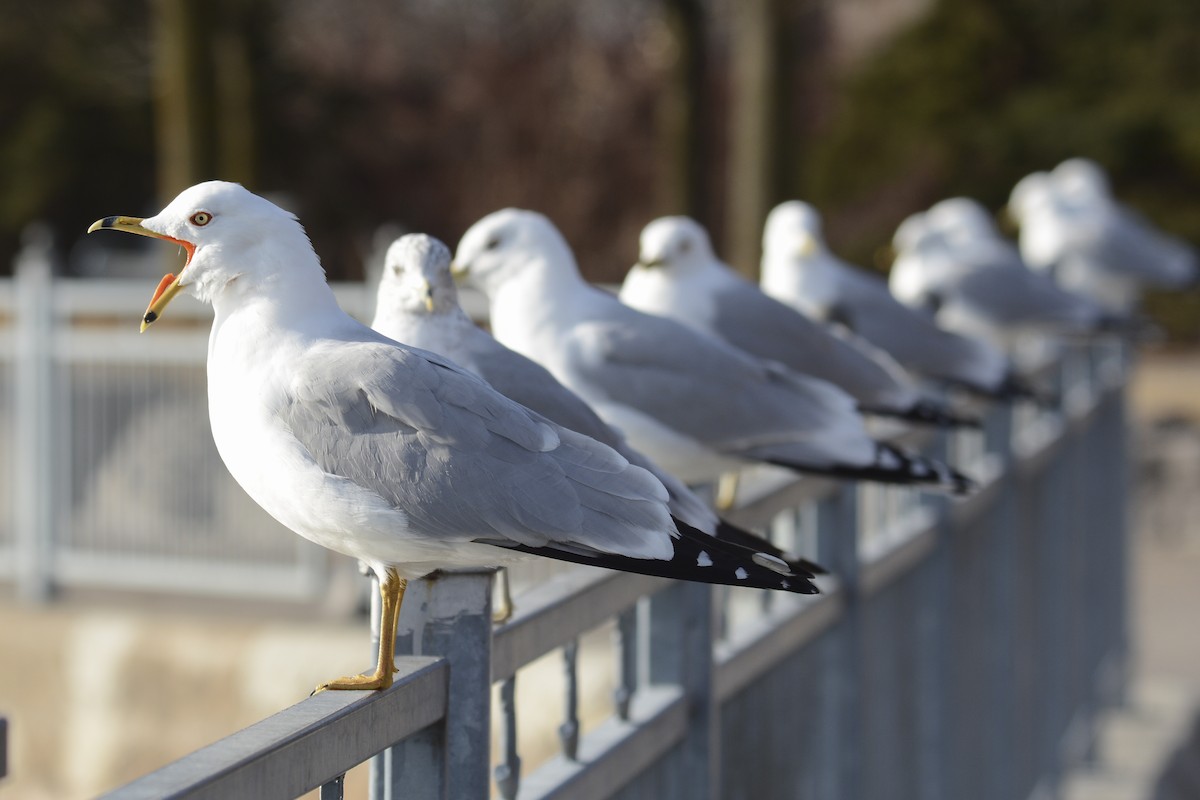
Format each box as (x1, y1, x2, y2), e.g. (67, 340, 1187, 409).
(95, 338, 1129, 800)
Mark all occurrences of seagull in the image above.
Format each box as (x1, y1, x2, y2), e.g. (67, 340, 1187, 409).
(453, 208, 974, 495)
(624, 213, 984, 417)
(745, 204, 1040, 402)
(87, 182, 817, 692)
(889, 197, 1118, 343)
(371, 233, 827, 581)
(1009, 159, 1198, 313)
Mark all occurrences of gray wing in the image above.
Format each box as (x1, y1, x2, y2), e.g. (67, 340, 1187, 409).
(457, 333, 624, 450)
(1089, 209, 1196, 287)
(458, 335, 720, 534)
(704, 280, 917, 410)
(834, 273, 1007, 387)
(559, 307, 874, 465)
(280, 339, 673, 559)
(456, 329, 719, 533)
(951, 263, 1103, 328)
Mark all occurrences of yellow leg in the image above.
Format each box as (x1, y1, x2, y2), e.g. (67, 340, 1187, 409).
(315, 568, 407, 693)
(492, 567, 514, 624)
(715, 471, 741, 511)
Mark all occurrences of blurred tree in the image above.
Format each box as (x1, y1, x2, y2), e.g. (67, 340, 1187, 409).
(0, 0, 155, 271)
(799, 0, 1200, 338)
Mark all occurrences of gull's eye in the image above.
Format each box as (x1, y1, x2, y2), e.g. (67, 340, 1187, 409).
(484, 234, 501, 251)
(679, 239, 692, 254)
(189, 211, 213, 227)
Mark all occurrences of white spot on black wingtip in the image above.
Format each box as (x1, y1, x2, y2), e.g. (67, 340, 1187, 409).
(734, 567, 748, 580)
(697, 550, 713, 567)
(752, 552, 793, 576)
(781, 579, 791, 589)
(877, 447, 901, 470)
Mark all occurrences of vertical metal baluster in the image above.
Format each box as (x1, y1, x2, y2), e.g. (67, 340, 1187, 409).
(494, 676, 521, 800)
(559, 640, 580, 761)
(614, 608, 637, 721)
(319, 774, 345, 800)
(760, 517, 782, 614)
(714, 584, 730, 643)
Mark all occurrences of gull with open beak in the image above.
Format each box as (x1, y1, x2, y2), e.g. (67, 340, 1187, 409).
(89, 182, 818, 692)
(87, 215, 195, 330)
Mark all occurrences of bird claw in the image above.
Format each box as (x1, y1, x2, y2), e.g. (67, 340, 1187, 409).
(312, 670, 394, 694)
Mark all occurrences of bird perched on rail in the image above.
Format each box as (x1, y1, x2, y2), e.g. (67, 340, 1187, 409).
(371, 233, 827, 586)
(1009, 159, 1198, 315)
(88, 182, 817, 693)
(748, 204, 1038, 403)
(888, 197, 1118, 345)
(454, 209, 974, 496)
(623, 214, 978, 424)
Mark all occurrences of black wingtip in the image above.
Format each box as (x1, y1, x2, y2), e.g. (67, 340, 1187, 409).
(948, 373, 1058, 408)
(714, 519, 827, 578)
(861, 399, 982, 429)
(767, 443, 978, 496)
(504, 519, 820, 595)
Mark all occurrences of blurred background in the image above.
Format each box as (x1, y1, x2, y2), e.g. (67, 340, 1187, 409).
(5, 0, 1200, 329)
(2, 0, 1200, 798)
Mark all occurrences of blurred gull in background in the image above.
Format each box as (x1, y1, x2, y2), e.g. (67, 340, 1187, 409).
(623, 215, 974, 426)
(757, 201, 1030, 401)
(889, 197, 1116, 346)
(1009, 158, 1198, 314)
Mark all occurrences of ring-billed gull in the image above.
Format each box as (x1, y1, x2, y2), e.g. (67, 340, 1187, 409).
(889, 198, 1116, 343)
(1009, 160, 1197, 313)
(371, 233, 826, 579)
(749, 205, 1038, 401)
(454, 209, 974, 494)
(87, 182, 815, 692)
(625, 215, 977, 423)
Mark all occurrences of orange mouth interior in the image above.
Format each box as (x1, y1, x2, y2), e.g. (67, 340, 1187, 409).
(149, 273, 177, 305)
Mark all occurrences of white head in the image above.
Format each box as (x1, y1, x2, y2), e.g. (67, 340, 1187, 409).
(893, 211, 934, 254)
(88, 181, 322, 330)
(1052, 158, 1111, 203)
(453, 208, 578, 297)
(763, 201, 825, 259)
(378, 234, 458, 317)
(1007, 171, 1055, 223)
(635, 216, 715, 272)
(926, 197, 997, 244)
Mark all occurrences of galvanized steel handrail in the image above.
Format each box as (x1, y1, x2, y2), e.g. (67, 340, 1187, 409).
(101, 658, 447, 800)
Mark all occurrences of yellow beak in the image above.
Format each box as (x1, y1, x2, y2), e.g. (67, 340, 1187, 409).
(87, 215, 193, 332)
(449, 261, 468, 283)
(423, 280, 436, 312)
(794, 233, 818, 259)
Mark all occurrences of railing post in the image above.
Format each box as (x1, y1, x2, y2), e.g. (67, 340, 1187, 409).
(817, 485, 860, 800)
(916, 431, 952, 800)
(983, 403, 1017, 800)
(13, 224, 56, 603)
(371, 568, 494, 800)
(646, 579, 718, 798)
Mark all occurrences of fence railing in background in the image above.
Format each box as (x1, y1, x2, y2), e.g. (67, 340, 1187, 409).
(0, 231, 405, 603)
(95, 334, 1130, 800)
